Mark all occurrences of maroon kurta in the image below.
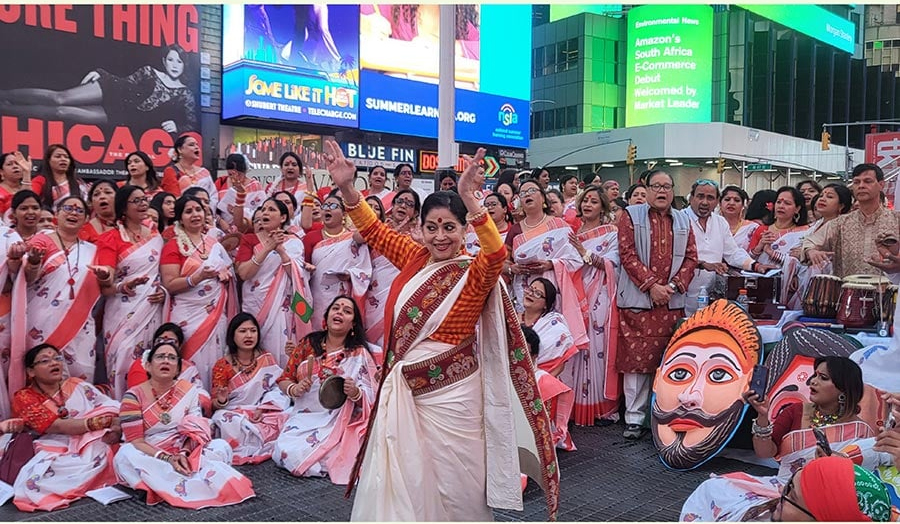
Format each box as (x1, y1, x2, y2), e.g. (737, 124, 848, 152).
(616, 207, 697, 374)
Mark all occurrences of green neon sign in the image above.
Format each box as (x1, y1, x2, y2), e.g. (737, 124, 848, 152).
(740, 4, 855, 54)
(625, 5, 713, 127)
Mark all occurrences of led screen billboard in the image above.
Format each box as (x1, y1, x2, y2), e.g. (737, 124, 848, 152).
(625, 5, 713, 127)
(739, 4, 855, 54)
(550, 4, 623, 22)
(357, 4, 531, 148)
(222, 5, 360, 128)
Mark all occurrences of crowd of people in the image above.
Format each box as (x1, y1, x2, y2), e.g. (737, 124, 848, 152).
(0, 136, 897, 521)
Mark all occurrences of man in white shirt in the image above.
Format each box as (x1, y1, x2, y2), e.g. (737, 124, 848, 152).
(683, 180, 767, 314)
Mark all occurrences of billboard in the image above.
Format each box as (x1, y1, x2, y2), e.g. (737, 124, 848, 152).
(549, 5, 623, 22)
(358, 4, 531, 149)
(739, 5, 855, 54)
(865, 131, 900, 208)
(222, 5, 360, 128)
(625, 5, 713, 127)
(0, 5, 202, 178)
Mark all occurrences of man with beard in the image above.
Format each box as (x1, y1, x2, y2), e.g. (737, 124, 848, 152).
(616, 169, 698, 440)
(683, 180, 767, 315)
(651, 299, 762, 470)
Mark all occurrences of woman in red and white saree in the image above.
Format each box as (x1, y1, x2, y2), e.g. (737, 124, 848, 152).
(325, 142, 560, 521)
(163, 135, 217, 208)
(465, 191, 510, 256)
(523, 326, 575, 452)
(303, 194, 371, 330)
(13, 196, 113, 392)
(160, 195, 236, 390)
(273, 297, 376, 483)
(12, 344, 121, 512)
(506, 179, 588, 349)
(265, 152, 312, 204)
(210, 313, 290, 465)
(96, 186, 165, 399)
(362, 189, 421, 351)
(519, 278, 578, 377)
(566, 185, 622, 425)
(114, 342, 254, 509)
(0, 225, 24, 418)
(236, 198, 312, 367)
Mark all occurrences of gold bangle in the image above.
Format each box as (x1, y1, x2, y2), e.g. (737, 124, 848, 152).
(466, 207, 488, 224)
(344, 198, 363, 211)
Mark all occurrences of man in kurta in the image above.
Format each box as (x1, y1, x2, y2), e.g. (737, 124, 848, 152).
(616, 170, 698, 440)
(802, 163, 900, 280)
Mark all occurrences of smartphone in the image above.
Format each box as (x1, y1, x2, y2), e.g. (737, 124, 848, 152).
(812, 426, 832, 456)
(749, 364, 769, 403)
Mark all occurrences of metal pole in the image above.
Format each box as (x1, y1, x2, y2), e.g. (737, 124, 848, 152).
(438, 5, 457, 170)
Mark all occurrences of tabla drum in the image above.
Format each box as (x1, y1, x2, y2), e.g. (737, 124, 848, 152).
(318, 375, 347, 410)
(876, 285, 899, 325)
(837, 282, 878, 328)
(802, 274, 843, 318)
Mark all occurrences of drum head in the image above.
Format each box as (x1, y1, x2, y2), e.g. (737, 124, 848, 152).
(318, 375, 347, 410)
(845, 274, 890, 286)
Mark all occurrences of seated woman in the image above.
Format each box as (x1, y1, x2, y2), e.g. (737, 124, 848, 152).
(210, 313, 290, 465)
(113, 341, 255, 509)
(11, 344, 121, 512)
(522, 326, 574, 452)
(680, 356, 875, 521)
(125, 323, 211, 416)
(273, 296, 377, 485)
(518, 277, 578, 376)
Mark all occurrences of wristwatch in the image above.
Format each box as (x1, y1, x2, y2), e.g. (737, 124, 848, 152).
(582, 251, 592, 265)
(667, 282, 678, 292)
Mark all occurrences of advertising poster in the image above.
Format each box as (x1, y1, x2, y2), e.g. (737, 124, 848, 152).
(358, 4, 531, 149)
(0, 4, 202, 178)
(219, 125, 335, 188)
(865, 131, 900, 208)
(625, 5, 713, 127)
(222, 5, 360, 128)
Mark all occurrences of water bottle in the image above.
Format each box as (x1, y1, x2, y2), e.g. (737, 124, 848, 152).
(697, 286, 709, 310)
(736, 289, 749, 311)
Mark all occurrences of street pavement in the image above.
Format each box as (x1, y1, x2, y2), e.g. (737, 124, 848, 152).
(0, 422, 775, 522)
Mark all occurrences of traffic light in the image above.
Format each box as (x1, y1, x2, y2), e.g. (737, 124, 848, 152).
(626, 144, 637, 165)
(716, 157, 725, 174)
(821, 130, 831, 151)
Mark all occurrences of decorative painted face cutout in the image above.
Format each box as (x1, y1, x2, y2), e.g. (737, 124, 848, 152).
(763, 323, 858, 425)
(651, 299, 761, 470)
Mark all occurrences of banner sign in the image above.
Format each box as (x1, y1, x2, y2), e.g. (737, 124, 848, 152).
(221, 4, 360, 128)
(339, 142, 416, 171)
(0, 4, 203, 178)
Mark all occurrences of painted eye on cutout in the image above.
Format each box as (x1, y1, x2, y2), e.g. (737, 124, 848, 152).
(708, 368, 734, 383)
(667, 368, 692, 382)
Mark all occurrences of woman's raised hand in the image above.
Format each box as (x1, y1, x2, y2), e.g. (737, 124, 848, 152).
(12, 152, 32, 178)
(323, 140, 357, 190)
(458, 148, 487, 201)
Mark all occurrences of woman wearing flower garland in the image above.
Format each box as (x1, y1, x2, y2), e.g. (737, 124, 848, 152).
(160, 195, 236, 389)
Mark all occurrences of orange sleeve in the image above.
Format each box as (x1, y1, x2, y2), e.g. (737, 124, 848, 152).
(12, 388, 57, 435)
(211, 357, 234, 391)
(347, 198, 425, 270)
(278, 338, 315, 384)
(160, 167, 182, 196)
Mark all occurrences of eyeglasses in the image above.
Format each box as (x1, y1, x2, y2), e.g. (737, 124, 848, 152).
(320, 202, 342, 211)
(779, 472, 816, 521)
(524, 286, 546, 299)
(648, 183, 674, 193)
(393, 198, 415, 209)
(33, 355, 64, 367)
(128, 197, 150, 205)
(152, 353, 179, 362)
(520, 187, 541, 197)
(696, 179, 719, 188)
(59, 205, 86, 215)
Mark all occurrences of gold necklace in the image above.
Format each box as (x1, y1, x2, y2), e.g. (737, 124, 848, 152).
(321, 228, 346, 239)
(523, 214, 547, 229)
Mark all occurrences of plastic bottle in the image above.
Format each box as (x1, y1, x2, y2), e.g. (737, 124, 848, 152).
(736, 289, 749, 310)
(697, 286, 709, 310)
